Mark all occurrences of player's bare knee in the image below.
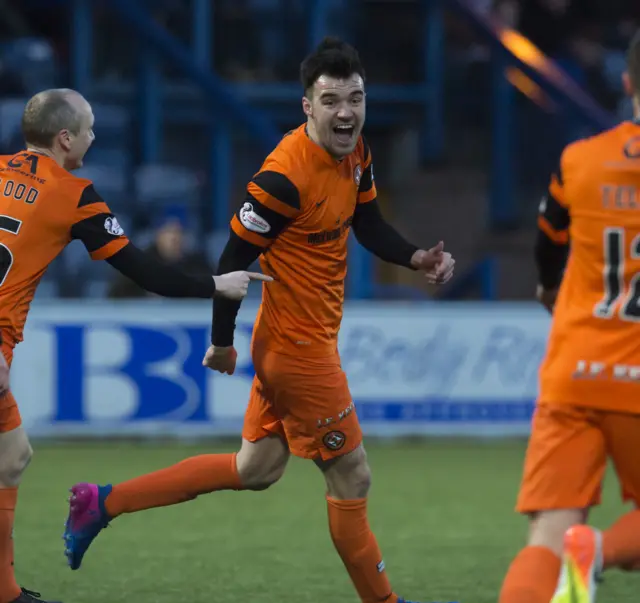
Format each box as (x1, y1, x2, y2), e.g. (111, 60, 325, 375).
(0, 427, 33, 487)
(318, 445, 372, 499)
(239, 460, 287, 491)
(236, 435, 289, 491)
(527, 509, 585, 556)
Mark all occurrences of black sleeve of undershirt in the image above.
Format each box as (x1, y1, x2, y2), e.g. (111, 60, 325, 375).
(535, 188, 570, 290)
(534, 230, 569, 290)
(351, 199, 419, 269)
(106, 242, 215, 298)
(211, 232, 264, 346)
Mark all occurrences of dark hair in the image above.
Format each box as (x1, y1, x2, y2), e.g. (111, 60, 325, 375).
(300, 37, 365, 96)
(628, 31, 640, 96)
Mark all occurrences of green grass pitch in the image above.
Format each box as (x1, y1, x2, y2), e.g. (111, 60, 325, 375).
(14, 439, 640, 602)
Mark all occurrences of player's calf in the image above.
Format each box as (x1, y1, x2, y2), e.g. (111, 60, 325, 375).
(317, 444, 418, 603)
(63, 435, 290, 569)
(601, 509, 640, 571)
(499, 509, 585, 603)
(528, 509, 586, 556)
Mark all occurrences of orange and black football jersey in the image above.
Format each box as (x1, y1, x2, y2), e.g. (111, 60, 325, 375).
(538, 121, 640, 413)
(231, 125, 376, 357)
(0, 151, 129, 345)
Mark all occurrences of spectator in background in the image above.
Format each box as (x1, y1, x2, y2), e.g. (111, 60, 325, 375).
(107, 207, 214, 298)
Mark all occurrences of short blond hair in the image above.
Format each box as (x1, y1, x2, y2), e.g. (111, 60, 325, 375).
(21, 89, 84, 147)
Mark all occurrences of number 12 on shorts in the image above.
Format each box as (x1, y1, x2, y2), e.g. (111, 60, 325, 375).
(594, 227, 640, 320)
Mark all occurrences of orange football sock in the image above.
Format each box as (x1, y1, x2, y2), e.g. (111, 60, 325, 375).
(498, 545, 560, 603)
(603, 510, 640, 570)
(327, 497, 398, 603)
(0, 488, 20, 603)
(105, 453, 243, 518)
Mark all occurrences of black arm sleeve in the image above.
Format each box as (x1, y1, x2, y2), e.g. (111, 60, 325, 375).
(536, 190, 570, 289)
(106, 242, 216, 298)
(535, 230, 569, 290)
(351, 199, 419, 269)
(211, 232, 264, 346)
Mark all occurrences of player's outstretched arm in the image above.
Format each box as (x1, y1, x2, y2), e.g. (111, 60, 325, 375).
(68, 184, 269, 300)
(351, 199, 455, 284)
(69, 179, 271, 299)
(105, 243, 270, 300)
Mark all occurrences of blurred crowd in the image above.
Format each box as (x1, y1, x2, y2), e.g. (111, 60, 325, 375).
(3, 0, 640, 104)
(5, 0, 639, 117)
(0, 0, 639, 298)
(485, 0, 640, 117)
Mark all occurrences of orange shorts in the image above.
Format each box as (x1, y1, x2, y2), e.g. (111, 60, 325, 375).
(242, 347, 362, 461)
(516, 403, 640, 514)
(0, 340, 20, 433)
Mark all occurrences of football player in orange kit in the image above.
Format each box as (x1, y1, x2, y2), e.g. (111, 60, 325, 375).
(65, 39, 456, 603)
(0, 88, 266, 603)
(498, 31, 640, 603)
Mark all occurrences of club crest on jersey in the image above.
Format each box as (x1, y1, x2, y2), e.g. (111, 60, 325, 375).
(239, 202, 270, 234)
(624, 136, 640, 159)
(323, 430, 346, 451)
(104, 216, 124, 236)
(354, 164, 362, 186)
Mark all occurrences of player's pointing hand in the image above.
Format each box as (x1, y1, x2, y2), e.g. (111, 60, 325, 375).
(410, 241, 455, 285)
(213, 271, 273, 300)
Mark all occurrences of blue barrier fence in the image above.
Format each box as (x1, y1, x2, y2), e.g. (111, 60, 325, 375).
(69, 0, 615, 301)
(17, 299, 548, 438)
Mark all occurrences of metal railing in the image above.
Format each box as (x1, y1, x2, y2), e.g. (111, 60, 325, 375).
(68, 0, 617, 301)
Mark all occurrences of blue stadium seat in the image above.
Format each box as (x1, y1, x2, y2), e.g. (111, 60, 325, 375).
(33, 279, 58, 300)
(73, 164, 129, 212)
(85, 279, 110, 299)
(131, 227, 156, 251)
(134, 164, 201, 206)
(0, 99, 26, 149)
(1, 38, 58, 94)
(205, 230, 229, 264)
(91, 104, 131, 140)
(60, 240, 92, 276)
(87, 147, 133, 171)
